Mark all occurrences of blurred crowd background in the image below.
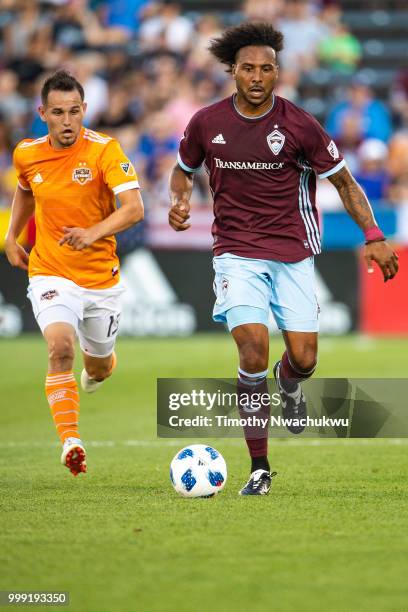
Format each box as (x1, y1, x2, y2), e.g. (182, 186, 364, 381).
(1, 0, 408, 250)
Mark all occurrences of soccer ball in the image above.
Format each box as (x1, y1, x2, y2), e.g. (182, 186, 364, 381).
(170, 444, 227, 498)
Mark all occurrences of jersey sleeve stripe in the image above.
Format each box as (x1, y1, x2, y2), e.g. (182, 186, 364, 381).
(177, 152, 202, 173)
(303, 171, 321, 251)
(112, 180, 140, 195)
(83, 135, 112, 145)
(19, 136, 48, 148)
(84, 129, 112, 143)
(318, 159, 346, 179)
(298, 169, 320, 255)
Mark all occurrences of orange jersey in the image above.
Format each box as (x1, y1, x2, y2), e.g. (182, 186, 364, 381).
(13, 128, 139, 289)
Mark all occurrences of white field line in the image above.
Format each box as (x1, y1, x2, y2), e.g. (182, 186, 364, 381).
(0, 438, 408, 449)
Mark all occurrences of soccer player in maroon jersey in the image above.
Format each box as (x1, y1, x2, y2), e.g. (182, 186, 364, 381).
(168, 23, 398, 495)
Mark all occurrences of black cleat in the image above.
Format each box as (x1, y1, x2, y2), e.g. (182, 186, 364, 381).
(273, 361, 307, 434)
(239, 469, 277, 496)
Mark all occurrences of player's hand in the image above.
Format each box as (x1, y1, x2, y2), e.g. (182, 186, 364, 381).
(4, 240, 29, 271)
(59, 227, 97, 250)
(168, 203, 191, 231)
(364, 241, 399, 282)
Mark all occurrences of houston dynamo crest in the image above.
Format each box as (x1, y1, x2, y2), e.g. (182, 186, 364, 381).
(267, 129, 285, 155)
(72, 162, 92, 185)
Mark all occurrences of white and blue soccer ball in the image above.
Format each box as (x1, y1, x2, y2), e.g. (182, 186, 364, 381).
(170, 444, 227, 498)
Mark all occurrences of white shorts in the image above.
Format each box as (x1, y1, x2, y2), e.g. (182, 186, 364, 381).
(213, 253, 319, 333)
(27, 276, 125, 357)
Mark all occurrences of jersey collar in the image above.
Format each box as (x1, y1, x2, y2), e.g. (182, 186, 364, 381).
(232, 93, 276, 121)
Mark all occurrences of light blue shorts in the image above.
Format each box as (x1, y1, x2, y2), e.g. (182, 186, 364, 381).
(212, 253, 319, 333)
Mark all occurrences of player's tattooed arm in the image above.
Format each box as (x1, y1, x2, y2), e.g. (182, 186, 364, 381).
(169, 164, 194, 231)
(328, 165, 376, 229)
(329, 165, 398, 282)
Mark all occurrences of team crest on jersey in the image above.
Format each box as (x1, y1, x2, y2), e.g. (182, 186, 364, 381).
(120, 162, 136, 177)
(72, 162, 92, 185)
(327, 140, 339, 160)
(267, 129, 285, 155)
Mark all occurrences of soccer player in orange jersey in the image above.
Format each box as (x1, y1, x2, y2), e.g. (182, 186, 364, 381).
(4, 71, 144, 476)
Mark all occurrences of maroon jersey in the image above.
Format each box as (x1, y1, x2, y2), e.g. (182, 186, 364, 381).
(177, 95, 345, 261)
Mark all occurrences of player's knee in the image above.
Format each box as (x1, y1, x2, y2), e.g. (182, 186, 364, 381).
(47, 336, 75, 369)
(290, 348, 317, 374)
(239, 339, 268, 373)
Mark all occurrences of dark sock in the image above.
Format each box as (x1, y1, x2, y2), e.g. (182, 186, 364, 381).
(251, 455, 270, 473)
(245, 435, 268, 460)
(237, 373, 271, 469)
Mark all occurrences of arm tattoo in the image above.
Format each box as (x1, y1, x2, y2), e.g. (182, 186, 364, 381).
(328, 166, 376, 230)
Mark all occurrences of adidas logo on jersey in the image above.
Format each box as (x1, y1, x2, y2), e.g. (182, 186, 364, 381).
(212, 133, 226, 144)
(32, 172, 43, 183)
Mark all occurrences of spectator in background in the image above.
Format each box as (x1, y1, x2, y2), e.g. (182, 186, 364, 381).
(163, 75, 218, 138)
(330, 112, 362, 174)
(52, 0, 129, 51)
(0, 118, 12, 170)
(126, 69, 149, 121)
(72, 52, 109, 126)
(387, 130, 408, 180)
(104, 47, 132, 82)
(389, 174, 408, 208)
(390, 69, 408, 129)
(101, 0, 151, 37)
(2, 0, 51, 60)
(278, 0, 329, 71)
(318, 20, 361, 74)
(6, 32, 47, 97)
(52, 0, 91, 50)
(146, 150, 179, 209)
(0, 117, 13, 207)
(389, 172, 408, 210)
(354, 139, 390, 203)
(142, 53, 181, 112)
(113, 124, 141, 163)
(188, 14, 222, 72)
(275, 69, 301, 104)
(96, 83, 135, 130)
(326, 80, 392, 143)
(137, 110, 178, 183)
(243, 0, 284, 22)
(139, 1, 194, 54)
(389, 173, 408, 242)
(0, 70, 29, 132)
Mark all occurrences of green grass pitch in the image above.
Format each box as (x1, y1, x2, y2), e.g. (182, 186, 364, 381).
(1, 334, 408, 612)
